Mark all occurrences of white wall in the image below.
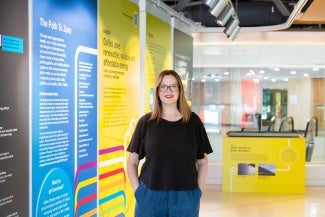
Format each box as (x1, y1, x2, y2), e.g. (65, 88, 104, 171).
(287, 78, 313, 130)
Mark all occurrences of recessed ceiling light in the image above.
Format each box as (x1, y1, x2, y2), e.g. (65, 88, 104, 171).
(201, 79, 206, 82)
(259, 70, 265, 74)
(304, 73, 309, 77)
(224, 71, 229, 75)
(290, 71, 296, 74)
(313, 68, 319, 71)
(273, 68, 280, 71)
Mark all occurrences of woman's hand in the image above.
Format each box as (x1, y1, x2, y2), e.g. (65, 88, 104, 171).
(197, 153, 209, 189)
(127, 152, 140, 192)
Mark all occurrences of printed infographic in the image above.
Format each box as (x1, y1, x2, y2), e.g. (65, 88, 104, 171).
(99, 0, 140, 216)
(31, 1, 98, 216)
(146, 13, 172, 111)
(0, 0, 29, 216)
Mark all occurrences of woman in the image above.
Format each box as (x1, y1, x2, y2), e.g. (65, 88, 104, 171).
(127, 69, 213, 217)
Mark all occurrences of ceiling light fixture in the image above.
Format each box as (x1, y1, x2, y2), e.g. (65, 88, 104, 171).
(204, 0, 241, 40)
(216, 3, 233, 26)
(208, 0, 228, 17)
(224, 15, 239, 35)
(228, 25, 240, 40)
(204, 0, 219, 8)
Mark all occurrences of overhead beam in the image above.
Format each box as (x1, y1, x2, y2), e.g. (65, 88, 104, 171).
(272, 0, 290, 16)
(174, 0, 193, 11)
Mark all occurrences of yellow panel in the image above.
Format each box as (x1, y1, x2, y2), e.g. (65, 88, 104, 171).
(222, 137, 306, 193)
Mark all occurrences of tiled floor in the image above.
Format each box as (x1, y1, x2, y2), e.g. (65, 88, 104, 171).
(200, 184, 325, 217)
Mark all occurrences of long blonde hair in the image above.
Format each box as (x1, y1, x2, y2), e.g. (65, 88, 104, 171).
(149, 70, 192, 123)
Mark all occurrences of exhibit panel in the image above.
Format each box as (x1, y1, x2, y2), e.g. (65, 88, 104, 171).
(222, 136, 306, 193)
(0, 0, 29, 216)
(31, 1, 98, 216)
(99, 0, 140, 216)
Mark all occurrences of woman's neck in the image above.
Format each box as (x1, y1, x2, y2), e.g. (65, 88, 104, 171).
(162, 105, 182, 121)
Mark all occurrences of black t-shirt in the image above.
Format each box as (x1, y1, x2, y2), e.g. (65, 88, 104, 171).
(127, 112, 213, 191)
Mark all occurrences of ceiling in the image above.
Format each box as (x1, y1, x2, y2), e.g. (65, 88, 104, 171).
(161, 0, 325, 30)
(159, 0, 325, 82)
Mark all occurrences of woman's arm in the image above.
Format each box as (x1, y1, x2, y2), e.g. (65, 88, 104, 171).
(197, 153, 209, 189)
(127, 152, 140, 192)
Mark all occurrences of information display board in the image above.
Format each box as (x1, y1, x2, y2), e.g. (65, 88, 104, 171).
(222, 136, 306, 193)
(0, 1, 29, 216)
(31, 1, 98, 216)
(173, 28, 193, 99)
(99, 0, 140, 216)
(146, 13, 171, 111)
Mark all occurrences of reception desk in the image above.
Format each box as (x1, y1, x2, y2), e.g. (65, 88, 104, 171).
(222, 132, 306, 193)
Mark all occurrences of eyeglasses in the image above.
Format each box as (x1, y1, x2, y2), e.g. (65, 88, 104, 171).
(158, 84, 179, 92)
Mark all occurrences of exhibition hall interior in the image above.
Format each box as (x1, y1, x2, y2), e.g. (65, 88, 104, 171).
(160, 0, 325, 216)
(1, 0, 325, 216)
(162, 0, 325, 164)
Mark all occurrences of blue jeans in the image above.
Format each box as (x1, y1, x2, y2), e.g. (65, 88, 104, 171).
(134, 181, 202, 217)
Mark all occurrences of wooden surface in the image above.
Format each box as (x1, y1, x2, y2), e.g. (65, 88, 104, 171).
(200, 184, 325, 217)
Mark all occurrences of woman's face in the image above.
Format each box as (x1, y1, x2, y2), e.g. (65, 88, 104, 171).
(158, 75, 179, 106)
